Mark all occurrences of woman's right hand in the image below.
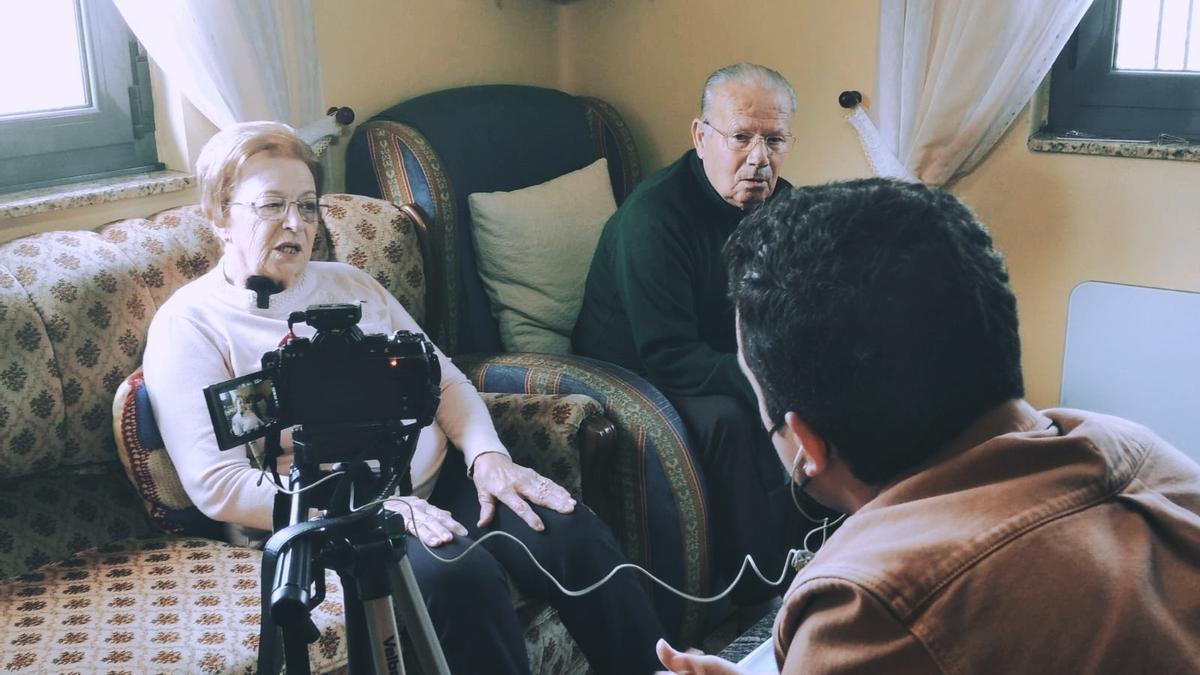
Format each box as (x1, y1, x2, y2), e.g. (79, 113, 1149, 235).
(383, 496, 468, 547)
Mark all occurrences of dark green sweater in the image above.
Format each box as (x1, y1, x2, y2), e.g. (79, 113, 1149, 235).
(572, 150, 792, 409)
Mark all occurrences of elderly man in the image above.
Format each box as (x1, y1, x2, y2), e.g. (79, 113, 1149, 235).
(573, 63, 804, 603)
(658, 179, 1200, 674)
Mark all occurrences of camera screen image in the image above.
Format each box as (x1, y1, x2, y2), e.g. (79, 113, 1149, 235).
(203, 371, 283, 450)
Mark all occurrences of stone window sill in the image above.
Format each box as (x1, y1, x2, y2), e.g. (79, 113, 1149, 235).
(1028, 132, 1200, 162)
(0, 170, 195, 222)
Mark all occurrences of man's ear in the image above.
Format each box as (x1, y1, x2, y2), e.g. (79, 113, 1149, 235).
(690, 118, 707, 158)
(784, 411, 829, 477)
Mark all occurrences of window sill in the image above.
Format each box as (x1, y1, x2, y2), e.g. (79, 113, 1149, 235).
(1028, 132, 1200, 162)
(0, 170, 195, 222)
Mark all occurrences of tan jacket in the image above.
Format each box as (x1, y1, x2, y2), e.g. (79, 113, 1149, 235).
(774, 400, 1200, 674)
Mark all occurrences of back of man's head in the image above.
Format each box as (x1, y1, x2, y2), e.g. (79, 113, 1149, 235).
(727, 178, 1024, 485)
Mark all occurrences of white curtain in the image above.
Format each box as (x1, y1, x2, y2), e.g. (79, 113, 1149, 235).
(849, 0, 1093, 186)
(111, 0, 326, 133)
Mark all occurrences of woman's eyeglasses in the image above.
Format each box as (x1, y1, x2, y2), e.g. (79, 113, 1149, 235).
(228, 198, 323, 224)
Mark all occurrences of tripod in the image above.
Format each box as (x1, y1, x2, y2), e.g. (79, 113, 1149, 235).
(255, 426, 452, 675)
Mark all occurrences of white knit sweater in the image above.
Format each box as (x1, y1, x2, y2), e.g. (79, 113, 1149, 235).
(143, 259, 507, 531)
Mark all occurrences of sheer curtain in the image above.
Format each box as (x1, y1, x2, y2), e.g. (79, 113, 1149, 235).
(849, 0, 1093, 186)
(111, 0, 327, 135)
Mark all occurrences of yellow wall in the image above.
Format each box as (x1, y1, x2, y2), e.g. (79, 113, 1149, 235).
(314, 0, 561, 189)
(559, 0, 1200, 408)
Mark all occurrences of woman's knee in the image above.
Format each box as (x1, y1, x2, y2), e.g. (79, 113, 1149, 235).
(408, 538, 513, 613)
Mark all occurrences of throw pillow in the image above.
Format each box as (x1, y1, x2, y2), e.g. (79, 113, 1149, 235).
(468, 158, 616, 353)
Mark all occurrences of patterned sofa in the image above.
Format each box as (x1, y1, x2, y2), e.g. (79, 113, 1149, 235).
(0, 194, 615, 673)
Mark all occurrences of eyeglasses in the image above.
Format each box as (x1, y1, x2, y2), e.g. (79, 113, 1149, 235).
(228, 197, 323, 224)
(703, 121, 793, 154)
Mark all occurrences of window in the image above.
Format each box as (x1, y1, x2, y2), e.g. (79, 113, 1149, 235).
(1045, 0, 1200, 141)
(0, 0, 159, 193)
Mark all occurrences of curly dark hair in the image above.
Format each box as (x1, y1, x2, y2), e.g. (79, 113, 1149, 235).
(727, 178, 1023, 485)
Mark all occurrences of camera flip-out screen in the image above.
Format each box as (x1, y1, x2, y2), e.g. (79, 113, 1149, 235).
(203, 371, 282, 450)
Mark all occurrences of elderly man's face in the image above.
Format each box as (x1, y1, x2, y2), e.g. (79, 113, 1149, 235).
(691, 81, 793, 210)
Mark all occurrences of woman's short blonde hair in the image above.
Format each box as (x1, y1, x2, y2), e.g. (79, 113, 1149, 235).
(195, 121, 322, 227)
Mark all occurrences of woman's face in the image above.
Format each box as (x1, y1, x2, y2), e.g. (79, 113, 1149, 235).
(219, 152, 317, 290)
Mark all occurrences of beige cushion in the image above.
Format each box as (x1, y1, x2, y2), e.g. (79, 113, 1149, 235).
(468, 158, 616, 354)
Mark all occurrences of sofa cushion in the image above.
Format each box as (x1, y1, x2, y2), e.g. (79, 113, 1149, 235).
(480, 392, 603, 500)
(467, 158, 616, 354)
(0, 208, 219, 477)
(113, 368, 226, 539)
(0, 469, 160, 580)
(320, 194, 426, 326)
(0, 537, 348, 673)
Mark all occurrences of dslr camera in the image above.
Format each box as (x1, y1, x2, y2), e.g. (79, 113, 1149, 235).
(203, 303, 440, 463)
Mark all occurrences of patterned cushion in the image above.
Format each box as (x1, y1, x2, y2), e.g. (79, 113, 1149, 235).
(0, 208, 218, 476)
(0, 537, 347, 674)
(480, 392, 603, 500)
(0, 470, 160, 581)
(112, 368, 222, 536)
(319, 194, 426, 326)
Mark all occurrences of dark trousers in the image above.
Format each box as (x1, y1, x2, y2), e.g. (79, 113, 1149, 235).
(668, 393, 806, 605)
(407, 451, 664, 675)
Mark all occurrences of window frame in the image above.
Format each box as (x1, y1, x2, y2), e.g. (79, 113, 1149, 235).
(1046, 0, 1200, 142)
(0, 0, 159, 193)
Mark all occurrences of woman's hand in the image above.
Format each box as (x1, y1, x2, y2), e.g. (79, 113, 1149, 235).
(383, 496, 468, 547)
(655, 640, 749, 675)
(469, 452, 576, 530)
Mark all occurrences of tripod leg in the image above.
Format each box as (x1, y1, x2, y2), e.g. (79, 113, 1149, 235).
(389, 555, 452, 675)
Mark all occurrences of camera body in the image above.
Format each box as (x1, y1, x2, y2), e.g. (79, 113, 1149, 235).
(204, 303, 441, 458)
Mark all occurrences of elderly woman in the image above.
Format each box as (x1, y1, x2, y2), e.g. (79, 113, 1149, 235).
(143, 121, 663, 675)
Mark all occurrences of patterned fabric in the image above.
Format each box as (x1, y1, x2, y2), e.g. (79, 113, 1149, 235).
(358, 121, 460, 351)
(319, 194, 427, 326)
(0, 537, 347, 674)
(480, 392, 603, 500)
(580, 96, 643, 202)
(112, 368, 194, 527)
(0, 470, 160, 580)
(460, 352, 712, 645)
(519, 603, 588, 675)
(0, 207, 217, 475)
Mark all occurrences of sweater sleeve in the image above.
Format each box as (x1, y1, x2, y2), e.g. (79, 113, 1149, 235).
(613, 213, 755, 406)
(376, 286, 509, 468)
(143, 311, 278, 531)
(776, 581, 942, 674)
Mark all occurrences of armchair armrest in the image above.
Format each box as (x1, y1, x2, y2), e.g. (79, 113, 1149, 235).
(479, 392, 612, 504)
(459, 352, 710, 645)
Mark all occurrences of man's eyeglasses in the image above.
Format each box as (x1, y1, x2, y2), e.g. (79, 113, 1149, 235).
(703, 121, 793, 154)
(228, 197, 323, 224)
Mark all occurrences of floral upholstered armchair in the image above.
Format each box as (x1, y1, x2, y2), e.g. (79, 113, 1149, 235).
(0, 194, 615, 673)
(346, 85, 716, 645)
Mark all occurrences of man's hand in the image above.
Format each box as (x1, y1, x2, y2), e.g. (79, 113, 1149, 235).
(383, 496, 467, 547)
(469, 452, 576, 530)
(656, 639, 750, 675)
